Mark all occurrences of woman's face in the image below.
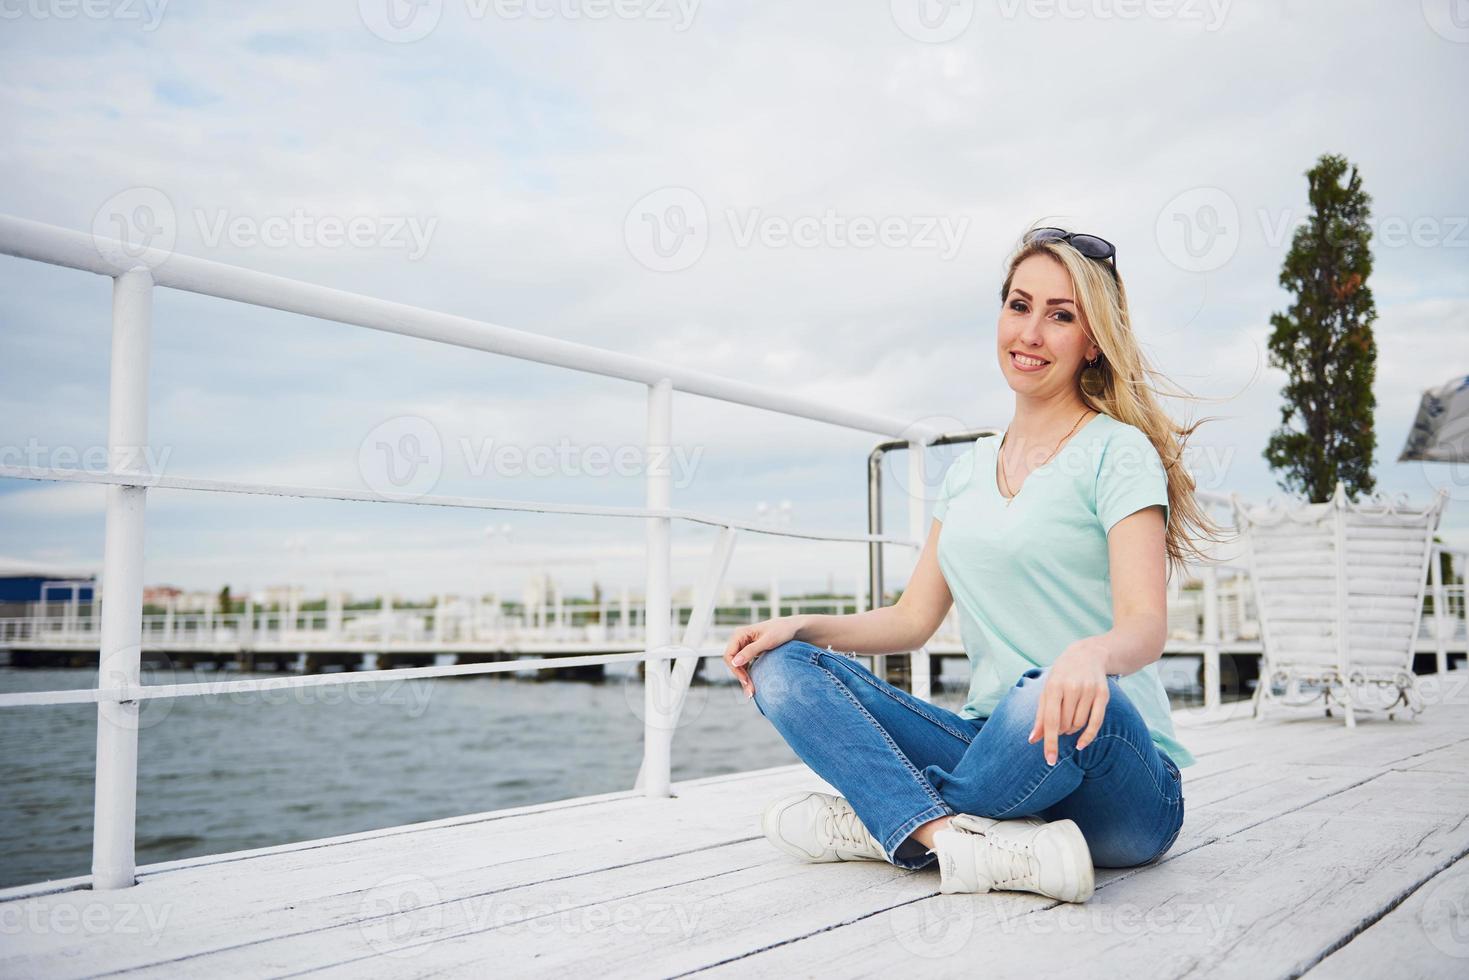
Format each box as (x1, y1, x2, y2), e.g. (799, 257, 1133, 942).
(996, 253, 1099, 398)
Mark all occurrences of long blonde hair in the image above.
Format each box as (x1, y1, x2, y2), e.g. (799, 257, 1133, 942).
(1000, 226, 1228, 577)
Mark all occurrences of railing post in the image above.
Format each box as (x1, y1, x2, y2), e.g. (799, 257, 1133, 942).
(907, 440, 932, 701)
(1430, 546, 1448, 676)
(642, 378, 675, 797)
(91, 267, 153, 890)
(1201, 563, 1221, 710)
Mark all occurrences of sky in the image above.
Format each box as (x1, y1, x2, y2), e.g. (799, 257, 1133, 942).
(0, 0, 1467, 603)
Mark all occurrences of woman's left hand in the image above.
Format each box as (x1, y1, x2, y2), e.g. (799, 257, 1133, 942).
(1028, 638, 1112, 765)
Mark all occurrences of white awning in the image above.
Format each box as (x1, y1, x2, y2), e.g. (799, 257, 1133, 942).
(1399, 373, 1469, 463)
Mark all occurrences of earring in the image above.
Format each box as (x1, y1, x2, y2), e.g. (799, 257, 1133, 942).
(1080, 355, 1105, 396)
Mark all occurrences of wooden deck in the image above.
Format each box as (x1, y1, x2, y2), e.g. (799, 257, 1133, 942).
(4, 674, 1469, 979)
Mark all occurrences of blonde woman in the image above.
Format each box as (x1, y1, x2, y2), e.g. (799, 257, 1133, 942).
(723, 225, 1220, 903)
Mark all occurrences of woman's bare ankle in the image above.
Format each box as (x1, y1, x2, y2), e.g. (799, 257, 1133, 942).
(910, 814, 954, 852)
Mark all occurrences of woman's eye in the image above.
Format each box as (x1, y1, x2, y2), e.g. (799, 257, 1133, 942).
(1053, 310, 1074, 323)
(1009, 300, 1028, 313)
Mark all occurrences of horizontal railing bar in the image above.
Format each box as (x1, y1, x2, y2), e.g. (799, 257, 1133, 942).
(0, 215, 940, 443)
(0, 646, 730, 708)
(0, 464, 922, 548)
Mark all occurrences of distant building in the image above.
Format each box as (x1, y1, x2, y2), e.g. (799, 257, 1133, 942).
(142, 585, 185, 605)
(0, 556, 98, 618)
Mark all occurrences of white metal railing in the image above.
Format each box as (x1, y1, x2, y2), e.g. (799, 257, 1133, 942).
(0, 215, 939, 890)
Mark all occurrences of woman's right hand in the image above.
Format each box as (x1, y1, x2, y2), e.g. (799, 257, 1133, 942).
(723, 616, 803, 697)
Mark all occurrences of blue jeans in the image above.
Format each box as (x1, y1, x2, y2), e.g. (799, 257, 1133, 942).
(749, 640, 1185, 870)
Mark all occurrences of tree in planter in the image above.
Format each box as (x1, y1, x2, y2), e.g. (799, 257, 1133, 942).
(1263, 153, 1378, 501)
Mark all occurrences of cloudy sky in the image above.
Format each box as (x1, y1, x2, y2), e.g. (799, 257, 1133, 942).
(1, 0, 1466, 603)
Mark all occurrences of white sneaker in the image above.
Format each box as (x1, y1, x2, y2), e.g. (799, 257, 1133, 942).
(761, 791, 889, 864)
(932, 813, 1095, 903)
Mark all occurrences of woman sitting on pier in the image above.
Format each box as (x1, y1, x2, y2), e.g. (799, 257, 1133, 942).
(724, 225, 1220, 903)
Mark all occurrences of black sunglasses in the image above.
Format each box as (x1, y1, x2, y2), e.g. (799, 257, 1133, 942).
(1024, 227, 1119, 275)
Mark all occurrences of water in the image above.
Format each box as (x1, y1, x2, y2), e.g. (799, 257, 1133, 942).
(0, 659, 1205, 890)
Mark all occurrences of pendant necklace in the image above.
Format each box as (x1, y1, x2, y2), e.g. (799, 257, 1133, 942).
(997, 409, 1093, 506)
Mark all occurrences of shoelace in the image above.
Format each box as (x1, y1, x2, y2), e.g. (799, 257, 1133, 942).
(967, 828, 1034, 888)
(821, 803, 877, 852)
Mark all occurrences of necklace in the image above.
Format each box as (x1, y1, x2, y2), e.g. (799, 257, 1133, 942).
(997, 409, 1093, 506)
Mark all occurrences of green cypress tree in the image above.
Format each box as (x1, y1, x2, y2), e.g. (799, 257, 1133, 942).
(1263, 153, 1378, 501)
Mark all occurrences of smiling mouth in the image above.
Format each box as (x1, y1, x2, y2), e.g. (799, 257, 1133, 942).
(1011, 352, 1050, 368)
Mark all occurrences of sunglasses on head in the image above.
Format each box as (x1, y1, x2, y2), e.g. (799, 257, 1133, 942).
(1024, 227, 1119, 275)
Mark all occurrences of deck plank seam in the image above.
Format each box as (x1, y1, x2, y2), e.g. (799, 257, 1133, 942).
(1291, 836, 1469, 980)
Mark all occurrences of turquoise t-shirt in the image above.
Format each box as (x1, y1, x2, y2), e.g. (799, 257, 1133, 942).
(932, 412, 1195, 768)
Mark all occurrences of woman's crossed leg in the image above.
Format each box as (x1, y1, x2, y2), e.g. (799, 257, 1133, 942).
(749, 639, 1184, 872)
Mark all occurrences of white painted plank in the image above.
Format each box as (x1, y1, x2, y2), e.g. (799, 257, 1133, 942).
(692, 771, 1469, 980)
(1304, 853, 1469, 980)
(3, 699, 1466, 979)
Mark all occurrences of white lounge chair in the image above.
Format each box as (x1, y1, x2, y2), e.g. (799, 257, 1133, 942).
(1231, 481, 1450, 726)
